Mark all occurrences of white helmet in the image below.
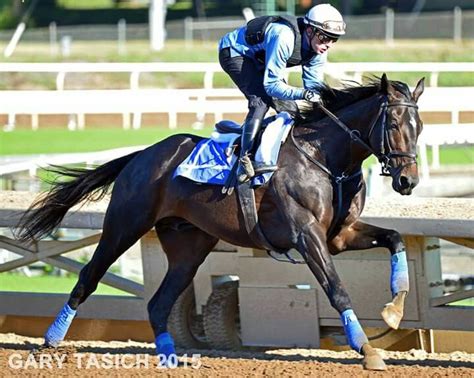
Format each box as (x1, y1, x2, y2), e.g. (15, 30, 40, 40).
(304, 4, 346, 37)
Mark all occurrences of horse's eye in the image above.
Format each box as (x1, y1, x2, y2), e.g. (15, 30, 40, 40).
(390, 123, 398, 129)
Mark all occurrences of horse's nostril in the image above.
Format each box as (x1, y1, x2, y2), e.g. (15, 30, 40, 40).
(400, 176, 411, 189)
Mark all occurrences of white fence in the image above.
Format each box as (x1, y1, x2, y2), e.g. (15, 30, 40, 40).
(1, 61, 472, 90)
(1, 62, 473, 129)
(1, 62, 472, 176)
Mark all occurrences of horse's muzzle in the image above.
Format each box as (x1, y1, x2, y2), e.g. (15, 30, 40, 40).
(391, 170, 419, 195)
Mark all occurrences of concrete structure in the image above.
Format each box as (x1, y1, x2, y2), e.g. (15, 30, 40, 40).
(0, 191, 472, 349)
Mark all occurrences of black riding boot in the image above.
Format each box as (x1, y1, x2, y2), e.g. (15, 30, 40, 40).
(237, 118, 278, 183)
(237, 118, 261, 183)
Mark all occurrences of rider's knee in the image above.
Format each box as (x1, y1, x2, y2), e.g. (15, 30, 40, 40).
(248, 96, 269, 117)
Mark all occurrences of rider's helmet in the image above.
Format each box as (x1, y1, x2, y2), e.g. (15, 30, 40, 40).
(303, 3, 346, 39)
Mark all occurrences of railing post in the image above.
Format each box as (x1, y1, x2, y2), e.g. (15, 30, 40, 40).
(117, 18, 127, 55)
(385, 8, 394, 45)
(429, 72, 439, 87)
(130, 71, 141, 129)
(184, 17, 193, 48)
(204, 70, 213, 89)
(453, 6, 462, 43)
(130, 71, 140, 90)
(31, 114, 39, 130)
(49, 22, 58, 56)
(56, 71, 66, 90)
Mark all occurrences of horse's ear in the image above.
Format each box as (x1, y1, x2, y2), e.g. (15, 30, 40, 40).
(380, 73, 391, 95)
(412, 77, 425, 102)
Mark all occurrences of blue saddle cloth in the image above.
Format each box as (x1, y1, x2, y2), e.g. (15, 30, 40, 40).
(173, 138, 237, 185)
(174, 112, 294, 186)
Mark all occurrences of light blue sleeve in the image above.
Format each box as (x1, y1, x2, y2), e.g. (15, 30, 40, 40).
(263, 24, 306, 100)
(302, 52, 327, 92)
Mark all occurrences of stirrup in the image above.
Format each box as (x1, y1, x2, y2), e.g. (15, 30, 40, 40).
(253, 162, 278, 175)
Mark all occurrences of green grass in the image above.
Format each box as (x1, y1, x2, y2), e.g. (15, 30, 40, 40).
(0, 272, 131, 296)
(0, 127, 213, 155)
(57, 0, 116, 8)
(1, 128, 472, 166)
(450, 298, 474, 307)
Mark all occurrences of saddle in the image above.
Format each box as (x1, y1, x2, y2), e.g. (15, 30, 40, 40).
(214, 119, 277, 169)
(214, 120, 242, 135)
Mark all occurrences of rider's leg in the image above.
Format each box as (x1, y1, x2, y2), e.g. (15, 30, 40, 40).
(237, 96, 269, 182)
(218, 48, 276, 182)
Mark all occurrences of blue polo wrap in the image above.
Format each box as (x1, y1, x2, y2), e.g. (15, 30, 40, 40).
(391, 250, 409, 295)
(341, 309, 368, 353)
(44, 303, 76, 347)
(156, 332, 176, 366)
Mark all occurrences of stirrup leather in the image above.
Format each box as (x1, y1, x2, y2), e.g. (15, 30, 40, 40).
(237, 155, 255, 183)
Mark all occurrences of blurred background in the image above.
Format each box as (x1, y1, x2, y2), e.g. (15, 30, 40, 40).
(0, 0, 472, 322)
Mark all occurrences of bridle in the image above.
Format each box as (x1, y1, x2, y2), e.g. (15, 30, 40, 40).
(366, 99, 419, 176)
(312, 97, 419, 177)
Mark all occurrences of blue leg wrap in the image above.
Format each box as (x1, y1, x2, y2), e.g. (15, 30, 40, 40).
(391, 250, 409, 295)
(341, 309, 368, 353)
(156, 332, 177, 367)
(44, 303, 76, 347)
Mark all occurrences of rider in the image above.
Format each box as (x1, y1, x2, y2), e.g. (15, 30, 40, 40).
(218, 4, 346, 183)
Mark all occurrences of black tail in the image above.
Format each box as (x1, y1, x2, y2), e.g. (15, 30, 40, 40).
(16, 150, 141, 242)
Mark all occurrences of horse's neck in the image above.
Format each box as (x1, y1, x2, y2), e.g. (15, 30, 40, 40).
(303, 95, 382, 175)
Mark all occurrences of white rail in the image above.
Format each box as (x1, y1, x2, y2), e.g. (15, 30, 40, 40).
(0, 62, 472, 89)
(1, 87, 472, 130)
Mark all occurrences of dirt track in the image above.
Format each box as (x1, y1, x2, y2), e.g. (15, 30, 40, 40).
(1, 334, 473, 377)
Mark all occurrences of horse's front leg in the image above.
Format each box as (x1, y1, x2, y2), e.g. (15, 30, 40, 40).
(329, 221, 409, 330)
(297, 223, 386, 371)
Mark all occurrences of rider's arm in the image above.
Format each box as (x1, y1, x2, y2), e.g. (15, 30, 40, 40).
(263, 24, 306, 100)
(302, 53, 327, 92)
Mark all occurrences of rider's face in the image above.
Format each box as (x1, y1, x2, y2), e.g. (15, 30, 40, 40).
(307, 27, 338, 54)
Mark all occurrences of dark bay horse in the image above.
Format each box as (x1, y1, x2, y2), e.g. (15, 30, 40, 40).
(17, 74, 424, 370)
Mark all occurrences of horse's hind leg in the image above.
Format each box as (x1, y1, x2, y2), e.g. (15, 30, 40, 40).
(297, 224, 386, 371)
(43, 199, 157, 348)
(328, 221, 409, 330)
(147, 223, 217, 363)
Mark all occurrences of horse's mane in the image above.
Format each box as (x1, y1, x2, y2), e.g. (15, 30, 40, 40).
(298, 77, 412, 124)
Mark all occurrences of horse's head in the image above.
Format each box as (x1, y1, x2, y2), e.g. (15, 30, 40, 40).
(371, 74, 425, 195)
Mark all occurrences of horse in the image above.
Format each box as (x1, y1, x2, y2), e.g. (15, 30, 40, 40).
(17, 74, 425, 370)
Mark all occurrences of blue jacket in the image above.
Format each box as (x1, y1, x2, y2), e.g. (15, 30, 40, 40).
(219, 21, 326, 100)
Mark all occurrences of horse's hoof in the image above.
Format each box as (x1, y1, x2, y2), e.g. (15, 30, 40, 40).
(362, 344, 387, 371)
(381, 302, 402, 330)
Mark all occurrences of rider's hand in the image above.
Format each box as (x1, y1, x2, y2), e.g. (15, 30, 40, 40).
(303, 90, 322, 104)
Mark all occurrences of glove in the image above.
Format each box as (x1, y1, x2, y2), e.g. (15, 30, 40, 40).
(303, 90, 322, 104)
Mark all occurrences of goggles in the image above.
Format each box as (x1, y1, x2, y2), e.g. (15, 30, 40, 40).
(315, 31, 339, 44)
(319, 20, 346, 34)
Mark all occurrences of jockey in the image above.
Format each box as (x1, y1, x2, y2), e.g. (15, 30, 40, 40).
(218, 3, 346, 183)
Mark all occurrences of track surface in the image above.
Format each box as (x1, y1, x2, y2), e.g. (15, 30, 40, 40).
(1, 334, 473, 377)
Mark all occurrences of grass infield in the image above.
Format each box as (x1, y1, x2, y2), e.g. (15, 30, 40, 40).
(0, 272, 131, 296)
(1, 127, 472, 166)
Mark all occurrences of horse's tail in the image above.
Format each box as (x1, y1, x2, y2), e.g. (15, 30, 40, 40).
(16, 150, 142, 242)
